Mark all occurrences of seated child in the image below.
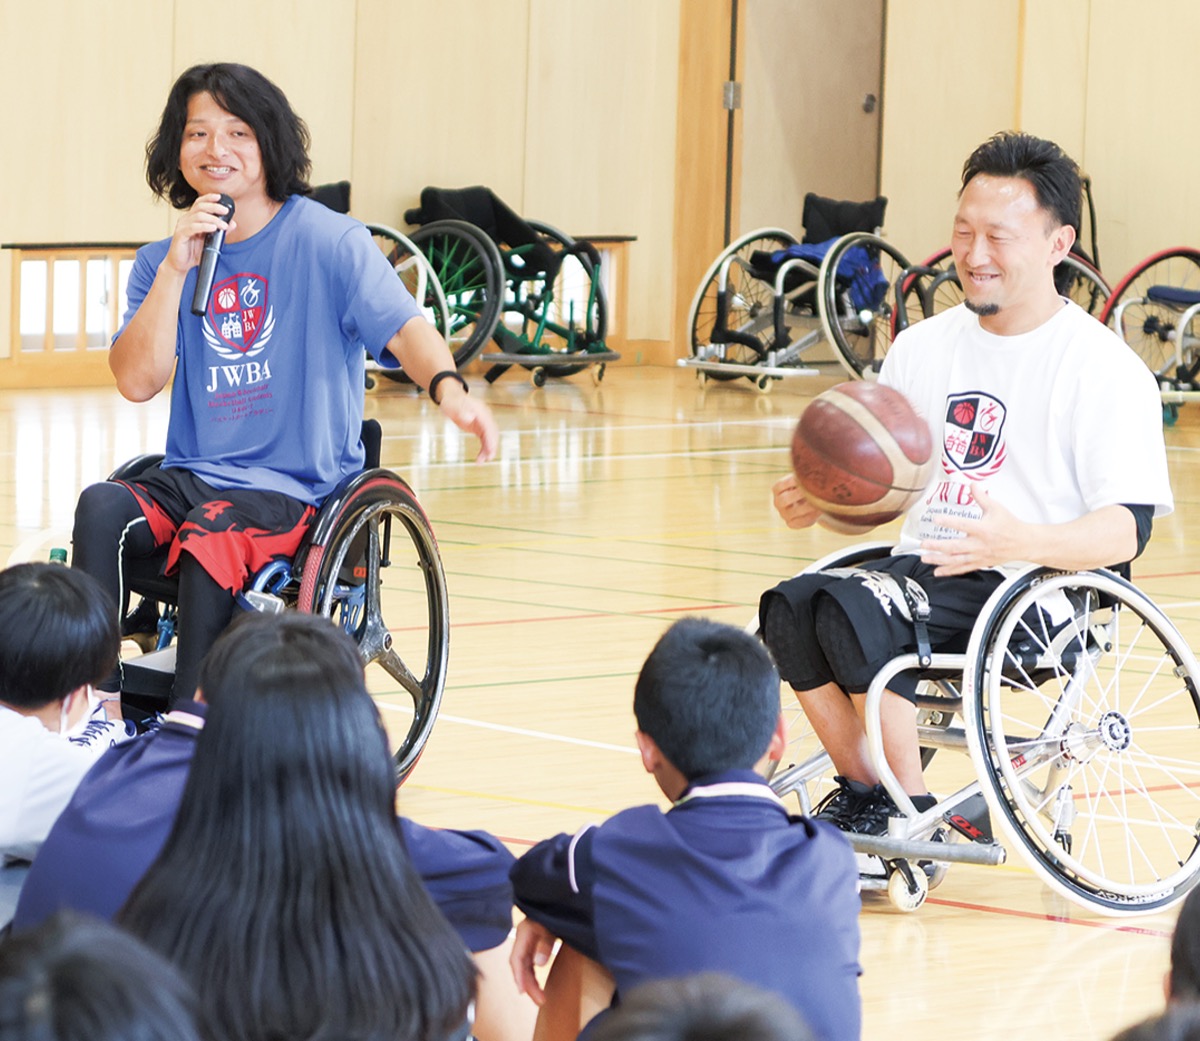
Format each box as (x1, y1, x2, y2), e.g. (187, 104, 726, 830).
(509, 617, 862, 1041)
(16, 611, 533, 1041)
(0, 563, 131, 862)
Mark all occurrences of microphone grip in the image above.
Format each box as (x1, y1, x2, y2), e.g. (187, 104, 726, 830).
(190, 195, 235, 316)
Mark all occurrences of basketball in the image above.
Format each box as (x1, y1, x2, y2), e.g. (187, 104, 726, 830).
(791, 382, 935, 534)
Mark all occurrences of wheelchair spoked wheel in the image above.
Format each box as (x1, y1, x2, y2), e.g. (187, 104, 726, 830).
(965, 568, 1200, 916)
(497, 220, 608, 380)
(407, 219, 505, 372)
(1055, 252, 1110, 319)
(296, 471, 450, 784)
(892, 247, 961, 337)
(817, 232, 911, 379)
(366, 223, 452, 342)
(687, 228, 798, 380)
(1099, 247, 1200, 386)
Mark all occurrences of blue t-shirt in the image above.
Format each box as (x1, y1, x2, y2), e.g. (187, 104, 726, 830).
(117, 195, 421, 505)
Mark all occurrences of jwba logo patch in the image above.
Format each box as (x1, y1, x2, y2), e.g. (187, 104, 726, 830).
(203, 274, 274, 359)
(942, 392, 1006, 475)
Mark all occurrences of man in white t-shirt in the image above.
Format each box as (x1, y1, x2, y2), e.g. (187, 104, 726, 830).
(759, 132, 1172, 836)
(0, 563, 131, 862)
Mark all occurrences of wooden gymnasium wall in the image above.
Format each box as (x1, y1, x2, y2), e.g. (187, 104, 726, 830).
(4, 1, 1200, 377)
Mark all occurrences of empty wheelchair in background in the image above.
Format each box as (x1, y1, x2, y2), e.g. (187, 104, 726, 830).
(684, 193, 911, 387)
(110, 420, 448, 784)
(309, 181, 454, 389)
(1100, 248, 1200, 421)
(404, 186, 619, 387)
(762, 544, 1200, 917)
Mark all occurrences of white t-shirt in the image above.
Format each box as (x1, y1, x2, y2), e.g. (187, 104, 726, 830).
(881, 300, 1173, 557)
(0, 704, 129, 862)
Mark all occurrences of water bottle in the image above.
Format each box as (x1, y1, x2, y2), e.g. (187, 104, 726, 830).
(49, 547, 68, 564)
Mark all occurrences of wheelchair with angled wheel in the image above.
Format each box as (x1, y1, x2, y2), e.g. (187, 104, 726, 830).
(403, 186, 619, 387)
(683, 193, 911, 387)
(760, 543, 1200, 917)
(110, 419, 448, 784)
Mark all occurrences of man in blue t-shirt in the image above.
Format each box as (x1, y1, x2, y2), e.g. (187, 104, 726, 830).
(509, 618, 862, 1041)
(72, 63, 498, 704)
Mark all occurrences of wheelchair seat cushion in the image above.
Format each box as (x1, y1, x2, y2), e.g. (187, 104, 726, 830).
(757, 240, 889, 310)
(801, 193, 888, 245)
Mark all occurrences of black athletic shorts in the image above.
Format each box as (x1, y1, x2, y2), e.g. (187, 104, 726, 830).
(760, 554, 1007, 701)
(116, 465, 316, 594)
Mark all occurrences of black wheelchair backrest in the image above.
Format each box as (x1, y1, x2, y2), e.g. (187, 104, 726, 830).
(801, 192, 888, 244)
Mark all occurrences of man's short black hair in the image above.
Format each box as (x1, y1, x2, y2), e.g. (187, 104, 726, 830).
(960, 131, 1081, 236)
(634, 618, 780, 780)
(146, 62, 312, 209)
(0, 563, 117, 710)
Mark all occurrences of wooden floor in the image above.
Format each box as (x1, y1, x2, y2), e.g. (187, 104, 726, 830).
(6, 362, 1200, 1040)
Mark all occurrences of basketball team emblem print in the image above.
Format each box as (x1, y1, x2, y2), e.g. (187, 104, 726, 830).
(943, 392, 1006, 476)
(202, 273, 275, 360)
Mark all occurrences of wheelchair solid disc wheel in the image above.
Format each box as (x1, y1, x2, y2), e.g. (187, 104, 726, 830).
(817, 232, 911, 379)
(965, 568, 1200, 915)
(408, 219, 505, 371)
(296, 472, 450, 784)
(504, 219, 609, 379)
(687, 228, 798, 380)
(1100, 248, 1200, 384)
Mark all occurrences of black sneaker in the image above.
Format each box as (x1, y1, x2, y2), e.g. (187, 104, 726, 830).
(811, 776, 874, 830)
(847, 784, 901, 836)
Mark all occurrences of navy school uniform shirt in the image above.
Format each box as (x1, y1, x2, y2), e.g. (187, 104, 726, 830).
(511, 769, 862, 1041)
(13, 702, 516, 951)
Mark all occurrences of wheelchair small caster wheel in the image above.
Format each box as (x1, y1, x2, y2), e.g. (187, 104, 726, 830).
(755, 374, 773, 394)
(697, 371, 708, 387)
(591, 364, 606, 385)
(886, 861, 928, 912)
(531, 367, 548, 388)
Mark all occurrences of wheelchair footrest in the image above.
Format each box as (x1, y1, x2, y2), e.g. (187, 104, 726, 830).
(847, 832, 1007, 866)
(120, 646, 176, 701)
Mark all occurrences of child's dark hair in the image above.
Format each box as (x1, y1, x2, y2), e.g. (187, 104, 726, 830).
(960, 131, 1081, 236)
(146, 62, 312, 208)
(0, 910, 201, 1041)
(0, 563, 117, 709)
(634, 618, 780, 780)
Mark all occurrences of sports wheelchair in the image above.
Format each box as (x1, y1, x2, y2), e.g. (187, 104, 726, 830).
(682, 193, 909, 387)
(762, 543, 1200, 917)
(109, 420, 448, 784)
(403, 186, 619, 387)
(1100, 248, 1200, 421)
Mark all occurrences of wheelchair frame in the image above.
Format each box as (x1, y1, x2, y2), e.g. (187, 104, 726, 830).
(110, 442, 449, 785)
(1099, 247, 1200, 420)
(680, 228, 912, 389)
(764, 543, 1200, 916)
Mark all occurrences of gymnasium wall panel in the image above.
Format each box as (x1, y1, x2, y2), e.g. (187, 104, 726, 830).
(878, 1, 1021, 265)
(524, 0, 680, 345)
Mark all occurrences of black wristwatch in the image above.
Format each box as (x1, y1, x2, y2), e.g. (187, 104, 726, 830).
(428, 370, 469, 404)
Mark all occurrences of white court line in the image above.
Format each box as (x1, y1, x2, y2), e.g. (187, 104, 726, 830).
(378, 702, 638, 754)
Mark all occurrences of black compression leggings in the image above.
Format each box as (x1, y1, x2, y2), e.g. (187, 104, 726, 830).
(72, 481, 235, 705)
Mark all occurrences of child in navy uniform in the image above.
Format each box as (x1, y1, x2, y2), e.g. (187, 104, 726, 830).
(509, 617, 862, 1041)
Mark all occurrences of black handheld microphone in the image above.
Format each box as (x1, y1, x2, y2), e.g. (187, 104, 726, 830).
(190, 194, 235, 316)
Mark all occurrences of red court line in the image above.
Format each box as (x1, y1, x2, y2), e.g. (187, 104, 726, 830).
(925, 895, 1171, 935)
